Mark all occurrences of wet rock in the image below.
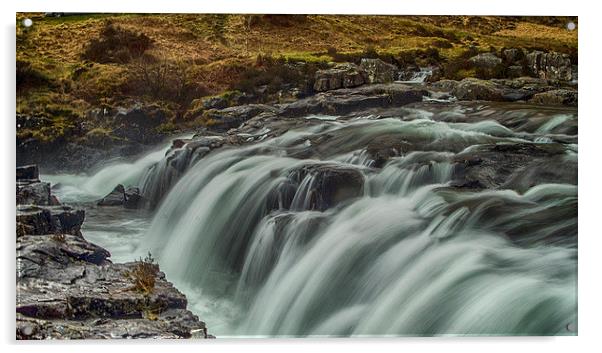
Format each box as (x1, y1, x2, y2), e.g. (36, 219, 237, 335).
(313, 63, 367, 92)
(366, 135, 411, 168)
(452, 78, 504, 101)
(124, 187, 143, 209)
(282, 84, 428, 117)
(451, 142, 571, 190)
(16, 233, 207, 339)
(17, 181, 51, 205)
(529, 89, 578, 107)
(204, 104, 279, 132)
(360, 58, 397, 84)
(289, 164, 365, 211)
(97, 184, 126, 206)
(16, 165, 39, 181)
(16, 205, 85, 237)
(526, 51, 572, 81)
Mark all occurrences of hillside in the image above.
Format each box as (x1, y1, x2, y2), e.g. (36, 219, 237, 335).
(16, 14, 577, 169)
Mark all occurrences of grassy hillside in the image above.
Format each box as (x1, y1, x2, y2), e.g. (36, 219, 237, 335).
(16, 14, 577, 146)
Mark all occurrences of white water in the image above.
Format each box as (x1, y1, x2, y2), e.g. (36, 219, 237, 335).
(44, 102, 578, 337)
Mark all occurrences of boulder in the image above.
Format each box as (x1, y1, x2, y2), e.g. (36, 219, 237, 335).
(124, 187, 143, 209)
(313, 63, 367, 92)
(16, 165, 39, 181)
(17, 181, 51, 205)
(529, 89, 578, 107)
(359, 58, 397, 84)
(468, 53, 502, 68)
(452, 78, 504, 101)
(501, 48, 525, 64)
(97, 184, 126, 206)
(16, 205, 85, 237)
(526, 51, 572, 81)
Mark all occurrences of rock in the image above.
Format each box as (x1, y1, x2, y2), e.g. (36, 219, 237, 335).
(313, 63, 367, 92)
(430, 79, 460, 92)
(451, 142, 572, 191)
(452, 78, 504, 101)
(16, 205, 85, 237)
(501, 48, 525, 64)
(360, 58, 397, 84)
(468, 53, 502, 68)
(16, 165, 39, 181)
(506, 65, 524, 78)
(526, 51, 572, 81)
(17, 181, 51, 205)
(282, 84, 428, 117)
(16, 233, 207, 339)
(204, 104, 279, 132)
(529, 89, 578, 107)
(287, 164, 365, 211)
(124, 187, 143, 209)
(112, 105, 168, 144)
(97, 184, 126, 206)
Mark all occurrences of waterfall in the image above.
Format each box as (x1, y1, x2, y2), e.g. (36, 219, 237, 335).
(138, 114, 577, 337)
(396, 67, 433, 83)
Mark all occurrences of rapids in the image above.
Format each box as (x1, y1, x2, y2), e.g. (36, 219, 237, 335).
(44, 101, 578, 337)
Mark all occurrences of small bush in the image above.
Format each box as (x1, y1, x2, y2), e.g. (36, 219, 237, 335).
(124, 56, 209, 105)
(82, 23, 152, 64)
(128, 252, 159, 295)
(51, 233, 66, 243)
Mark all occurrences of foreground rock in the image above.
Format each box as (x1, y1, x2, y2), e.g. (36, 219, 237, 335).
(16, 168, 209, 340)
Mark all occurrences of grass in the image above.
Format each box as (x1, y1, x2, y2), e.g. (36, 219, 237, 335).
(16, 14, 577, 147)
(128, 252, 159, 295)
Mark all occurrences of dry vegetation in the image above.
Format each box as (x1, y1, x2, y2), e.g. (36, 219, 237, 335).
(16, 14, 577, 146)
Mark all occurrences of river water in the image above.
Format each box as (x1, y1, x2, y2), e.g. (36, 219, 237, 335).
(43, 100, 578, 337)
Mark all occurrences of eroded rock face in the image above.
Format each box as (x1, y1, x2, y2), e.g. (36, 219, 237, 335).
(360, 58, 397, 84)
(313, 63, 367, 92)
(526, 51, 572, 81)
(16, 165, 39, 181)
(16, 205, 85, 237)
(17, 181, 52, 205)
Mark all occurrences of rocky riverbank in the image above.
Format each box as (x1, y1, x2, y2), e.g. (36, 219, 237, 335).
(16, 165, 210, 339)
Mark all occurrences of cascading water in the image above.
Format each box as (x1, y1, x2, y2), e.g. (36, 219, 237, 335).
(137, 105, 577, 337)
(43, 101, 577, 337)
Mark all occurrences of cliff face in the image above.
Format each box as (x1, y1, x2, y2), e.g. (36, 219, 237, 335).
(15, 165, 210, 340)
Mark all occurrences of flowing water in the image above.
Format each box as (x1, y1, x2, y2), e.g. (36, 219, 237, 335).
(44, 101, 578, 337)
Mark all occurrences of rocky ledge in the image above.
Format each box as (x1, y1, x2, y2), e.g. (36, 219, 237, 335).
(15, 165, 210, 340)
